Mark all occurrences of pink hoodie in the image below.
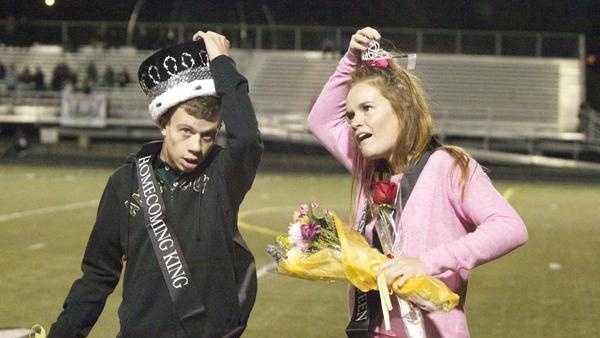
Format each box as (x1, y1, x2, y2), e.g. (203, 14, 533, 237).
(307, 51, 528, 338)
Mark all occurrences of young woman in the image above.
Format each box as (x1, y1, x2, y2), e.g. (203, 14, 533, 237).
(307, 27, 528, 338)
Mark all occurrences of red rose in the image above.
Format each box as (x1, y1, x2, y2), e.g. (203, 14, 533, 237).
(372, 181, 398, 205)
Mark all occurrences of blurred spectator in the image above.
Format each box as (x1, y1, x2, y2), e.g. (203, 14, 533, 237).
(51, 62, 72, 91)
(156, 28, 177, 49)
(14, 128, 29, 151)
(18, 66, 33, 86)
(85, 62, 98, 86)
(116, 67, 131, 87)
(6, 64, 18, 90)
(0, 62, 6, 80)
(32, 66, 46, 90)
(321, 38, 336, 59)
(166, 29, 177, 45)
(101, 65, 115, 87)
(577, 101, 598, 139)
(105, 28, 122, 48)
(81, 77, 93, 94)
(68, 71, 79, 89)
(90, 32, 105, 49)
(1, 126, 32, 158)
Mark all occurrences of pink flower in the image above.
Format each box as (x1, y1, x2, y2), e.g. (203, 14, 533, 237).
(301, 223, 321, 241)
(299, 203, 309, 215)
(292, 203, 310, 223)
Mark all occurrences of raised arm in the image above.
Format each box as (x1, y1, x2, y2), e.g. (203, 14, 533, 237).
(308, 27, 382, 173)
(195, 30, 263, 206)
(48, 176, 124, 338)
(212, 54, 262, 206)
(420, 157, 528, 275)
(307, 51, 359, 172)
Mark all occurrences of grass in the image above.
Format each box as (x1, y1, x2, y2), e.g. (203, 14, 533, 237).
(1, 161, 599, 337)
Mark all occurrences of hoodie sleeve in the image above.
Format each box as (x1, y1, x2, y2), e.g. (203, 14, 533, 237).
(210, 55, 263, 207)
(48, 175, 124, 338)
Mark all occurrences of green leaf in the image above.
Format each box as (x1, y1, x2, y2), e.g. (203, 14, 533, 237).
(312, 206, 325, 220)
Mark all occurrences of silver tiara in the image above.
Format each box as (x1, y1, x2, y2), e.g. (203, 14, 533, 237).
(361, 40, 417, 70)
(361, 40, 391, 61)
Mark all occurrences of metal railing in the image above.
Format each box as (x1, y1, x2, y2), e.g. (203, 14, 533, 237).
(0, 20, 584, 58)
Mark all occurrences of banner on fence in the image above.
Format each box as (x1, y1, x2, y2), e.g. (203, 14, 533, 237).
(60, 91, 107, 128)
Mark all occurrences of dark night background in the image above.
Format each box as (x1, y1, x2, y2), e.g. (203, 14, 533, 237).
(2, 1, 599, 56)
(2, 0, 600, 107)
(1, 1, 598, 33)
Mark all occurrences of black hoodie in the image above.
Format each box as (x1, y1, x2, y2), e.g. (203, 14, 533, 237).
(48, 55, 263, 338)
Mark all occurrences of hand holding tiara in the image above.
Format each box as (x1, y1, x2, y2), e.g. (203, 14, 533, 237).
(349, 27, 417, 70)
(348, 27, 381, 56)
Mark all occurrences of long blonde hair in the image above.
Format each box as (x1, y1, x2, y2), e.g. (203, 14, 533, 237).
(349, 58, 470, 225)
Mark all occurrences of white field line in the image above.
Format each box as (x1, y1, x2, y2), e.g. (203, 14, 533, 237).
(237, 206, 293, 237)
(502, 188, 515, 201)
(239, 206, 287, 279)
(238, 205, 296, 219)
(0, 200, 99, 223)
(238, 220, 280, 237)
(257, 261, 278, 279)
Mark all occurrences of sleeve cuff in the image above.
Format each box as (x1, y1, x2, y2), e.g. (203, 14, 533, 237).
(48, 321, 83, 338)
(337, 50, 359, 74)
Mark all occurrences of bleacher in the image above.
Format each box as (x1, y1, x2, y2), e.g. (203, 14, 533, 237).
(416, 54, 581, 135)
(0, 44, 584, 149)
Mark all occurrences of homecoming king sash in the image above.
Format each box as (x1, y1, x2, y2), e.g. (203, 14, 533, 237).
(136, 155, 206, 333)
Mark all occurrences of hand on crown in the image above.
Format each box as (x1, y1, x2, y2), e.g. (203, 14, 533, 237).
(192, 31, 231, 61)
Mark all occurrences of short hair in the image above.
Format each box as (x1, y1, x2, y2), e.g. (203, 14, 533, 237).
(158, 96, 220, 128)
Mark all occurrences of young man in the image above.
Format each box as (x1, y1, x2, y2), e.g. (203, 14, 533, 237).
(48, 31, 262, 338)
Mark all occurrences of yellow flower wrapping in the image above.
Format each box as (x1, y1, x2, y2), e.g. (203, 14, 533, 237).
(275, 212, 459, 312)
(393, 276, 459, 312)
(277, 247, 346, 281)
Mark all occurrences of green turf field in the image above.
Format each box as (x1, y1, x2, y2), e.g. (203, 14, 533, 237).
(1, 162, 599, 337)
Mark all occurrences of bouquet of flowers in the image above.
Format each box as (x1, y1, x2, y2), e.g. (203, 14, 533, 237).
(266, 202, 459, 314)
(266, 202, 347, 281)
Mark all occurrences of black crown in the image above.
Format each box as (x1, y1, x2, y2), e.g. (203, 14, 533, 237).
(138, 41, 211, 94)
